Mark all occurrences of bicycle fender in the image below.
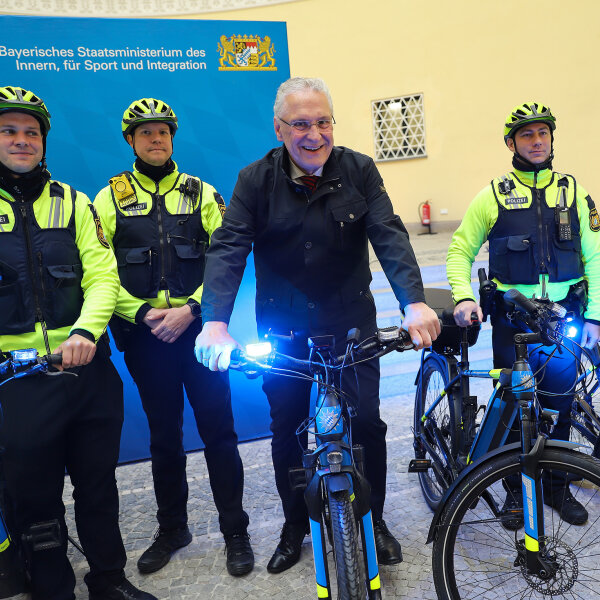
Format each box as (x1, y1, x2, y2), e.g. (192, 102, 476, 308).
(426, 442, 521, 544)
(425, 439, 581, 544)
(414, 351, 450, 386)
(325, 473, 352, 495)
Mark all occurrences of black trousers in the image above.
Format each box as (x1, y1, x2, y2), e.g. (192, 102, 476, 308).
(123, 320, 248, 535)
(258, 292, 388, 526)
(0, 344, 126, 600)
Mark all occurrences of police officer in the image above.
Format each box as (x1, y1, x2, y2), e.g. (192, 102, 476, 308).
(447, 101, 600, 527)
(0, 87, 156, 599)
(93, 98, 253, 577)
(195, 77, 440, 573)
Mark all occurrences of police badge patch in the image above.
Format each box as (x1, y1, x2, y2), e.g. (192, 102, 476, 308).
(586, 195, 600, 232)
(88, 204, 110, 249)
(214, 192, 226, 217)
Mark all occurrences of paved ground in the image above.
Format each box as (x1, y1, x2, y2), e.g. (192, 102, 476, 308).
(27, 230, 497, 599)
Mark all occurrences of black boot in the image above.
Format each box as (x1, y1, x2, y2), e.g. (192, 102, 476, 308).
(266, 522, 307, 574)
(544, 486, 588, 525)
(89, 578, 157, 600)
(373, 520, 403, 565)
(224, 532, 254, 576)
(137, 526, 192, 574)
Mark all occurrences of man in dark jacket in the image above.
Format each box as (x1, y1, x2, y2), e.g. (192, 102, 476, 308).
(195, 77, 439, 573)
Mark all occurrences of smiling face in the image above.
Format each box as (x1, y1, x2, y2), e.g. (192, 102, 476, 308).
(273, 89, 333, 174)
(0, 112, 44, 174)
(506, 122, 552, 165)
(127, 121, 173, 166)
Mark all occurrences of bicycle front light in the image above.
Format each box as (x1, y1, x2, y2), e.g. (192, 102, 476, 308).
(566, 325, 579, 339)
(245, 342, 272, 358)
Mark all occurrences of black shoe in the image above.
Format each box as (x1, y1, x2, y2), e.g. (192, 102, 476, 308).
(544, 486, 588, 525)
(500, 490, 524, 531)
(224, 532, 254, 576)
(137, 526, 192, 574)
(373, 520, 403, 565)
(266, 522, 307, 574)
(89, 578, 158, 600)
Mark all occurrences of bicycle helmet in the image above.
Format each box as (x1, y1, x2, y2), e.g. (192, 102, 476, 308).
(122, 98, 178, 140)
(504, 102, 555, 144)
(0, 86, 51, 134)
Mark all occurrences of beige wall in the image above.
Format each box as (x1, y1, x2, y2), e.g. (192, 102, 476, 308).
(176, 0, 600, 227)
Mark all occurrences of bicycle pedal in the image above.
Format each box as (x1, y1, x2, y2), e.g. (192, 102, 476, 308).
(408, 459, 431, 473)
(288, 466, 308, 491)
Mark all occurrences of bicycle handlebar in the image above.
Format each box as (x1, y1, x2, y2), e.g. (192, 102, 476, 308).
(230, 326, 413, 377)
(0, 350, 63, 379)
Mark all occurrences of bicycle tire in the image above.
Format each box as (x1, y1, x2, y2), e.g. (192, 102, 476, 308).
(571, 350, 600, 456)
(328, 491, 365, 600)
(414, 356, 456, 510)
(432, 447, 600, 600)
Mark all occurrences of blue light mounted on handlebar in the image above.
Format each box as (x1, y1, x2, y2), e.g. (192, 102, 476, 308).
(566, 325, 579, 339)
(245, 342, 272, 358)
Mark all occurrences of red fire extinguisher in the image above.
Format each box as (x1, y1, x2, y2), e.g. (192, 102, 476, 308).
(417, 201, 436, 235)
(419, 201, 431, 226)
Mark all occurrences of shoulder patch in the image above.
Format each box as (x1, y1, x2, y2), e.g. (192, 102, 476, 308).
(586, 195, 600, 232)
(214, 192, 226, 217)
(88, 204, 110, 249)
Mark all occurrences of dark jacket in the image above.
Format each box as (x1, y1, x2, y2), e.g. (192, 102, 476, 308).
(201, 145, 425, 334)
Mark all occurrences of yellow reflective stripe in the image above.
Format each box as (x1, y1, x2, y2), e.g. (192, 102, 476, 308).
(0, 538, 9, 552)
(350, 493, 355, 502)
(525, 534, 539, 552)
(490, 369, 502, 379)
(316, 584, 329, 598)
(370, 574, 381, 590)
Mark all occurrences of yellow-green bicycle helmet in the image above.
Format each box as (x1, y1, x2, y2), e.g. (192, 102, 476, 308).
(122, 98, 178, 140)
(0, 86, 51, 134)
(504, 101, 556, 143)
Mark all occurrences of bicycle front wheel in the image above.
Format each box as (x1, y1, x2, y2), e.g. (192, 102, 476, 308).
(328, 491, 365, 600)
(414, 356, 456, 510)
(432, 447, 600, 600)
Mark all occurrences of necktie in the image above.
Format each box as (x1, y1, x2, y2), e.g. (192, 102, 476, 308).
(300, 175, 319, 192)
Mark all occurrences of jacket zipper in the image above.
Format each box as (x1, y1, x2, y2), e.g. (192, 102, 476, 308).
(154, 187, 172, 308)
(533, 172, 547, 275)
(20, 203, 51, 353)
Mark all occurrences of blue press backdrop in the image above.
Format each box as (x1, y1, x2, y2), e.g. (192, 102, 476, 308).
(0, 16, 290, 461)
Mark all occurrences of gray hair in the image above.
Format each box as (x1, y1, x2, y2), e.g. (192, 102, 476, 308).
(273, 77, 334, 117)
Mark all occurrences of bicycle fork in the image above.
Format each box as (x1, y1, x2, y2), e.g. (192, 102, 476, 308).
(304, 464, 382, 599)
(512, 332, 561, 578)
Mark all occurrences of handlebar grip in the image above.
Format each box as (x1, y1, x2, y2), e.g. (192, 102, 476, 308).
(230, 348, 243, 363)
(478, 268, 487, 284)
(503, 289, 538, 315)
(45, 354, 63, 365)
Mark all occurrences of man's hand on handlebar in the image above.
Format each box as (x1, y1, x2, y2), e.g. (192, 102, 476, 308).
(194, 321, 239, 372)
(581, 322, 600, 349)
(454, 300, 483, 328)
(402, 302, 441, 350)
(54, 334, 96, 369)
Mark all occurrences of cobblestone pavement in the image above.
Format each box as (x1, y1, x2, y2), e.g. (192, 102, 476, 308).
(47, 231, 494, 599)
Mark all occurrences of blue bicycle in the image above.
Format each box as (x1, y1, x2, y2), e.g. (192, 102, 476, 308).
(231, 326, 412, 600)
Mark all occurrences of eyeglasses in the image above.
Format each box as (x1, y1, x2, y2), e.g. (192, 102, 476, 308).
(277, 116, 335, 132)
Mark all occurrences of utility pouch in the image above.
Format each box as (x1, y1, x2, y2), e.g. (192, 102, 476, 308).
(565, 280, 588, 315)
(110, 173, 137, 209)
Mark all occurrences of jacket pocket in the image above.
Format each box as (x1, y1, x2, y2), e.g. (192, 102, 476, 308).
(116, 246, 154, 298)
(171, 242, 206, 297)
(489, 234, 534, 284)
(44, 263, 84, 328)
(0, 261, 25, 335)
(330, 199, 368, 248)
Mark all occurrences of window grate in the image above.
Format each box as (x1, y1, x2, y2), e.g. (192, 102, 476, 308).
(371, 94, 426, 162)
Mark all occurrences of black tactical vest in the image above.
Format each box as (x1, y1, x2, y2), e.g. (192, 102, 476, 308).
(111, 172, 209, 299)
(0, 182, 83, 335)
(488, 172, 584, 285)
